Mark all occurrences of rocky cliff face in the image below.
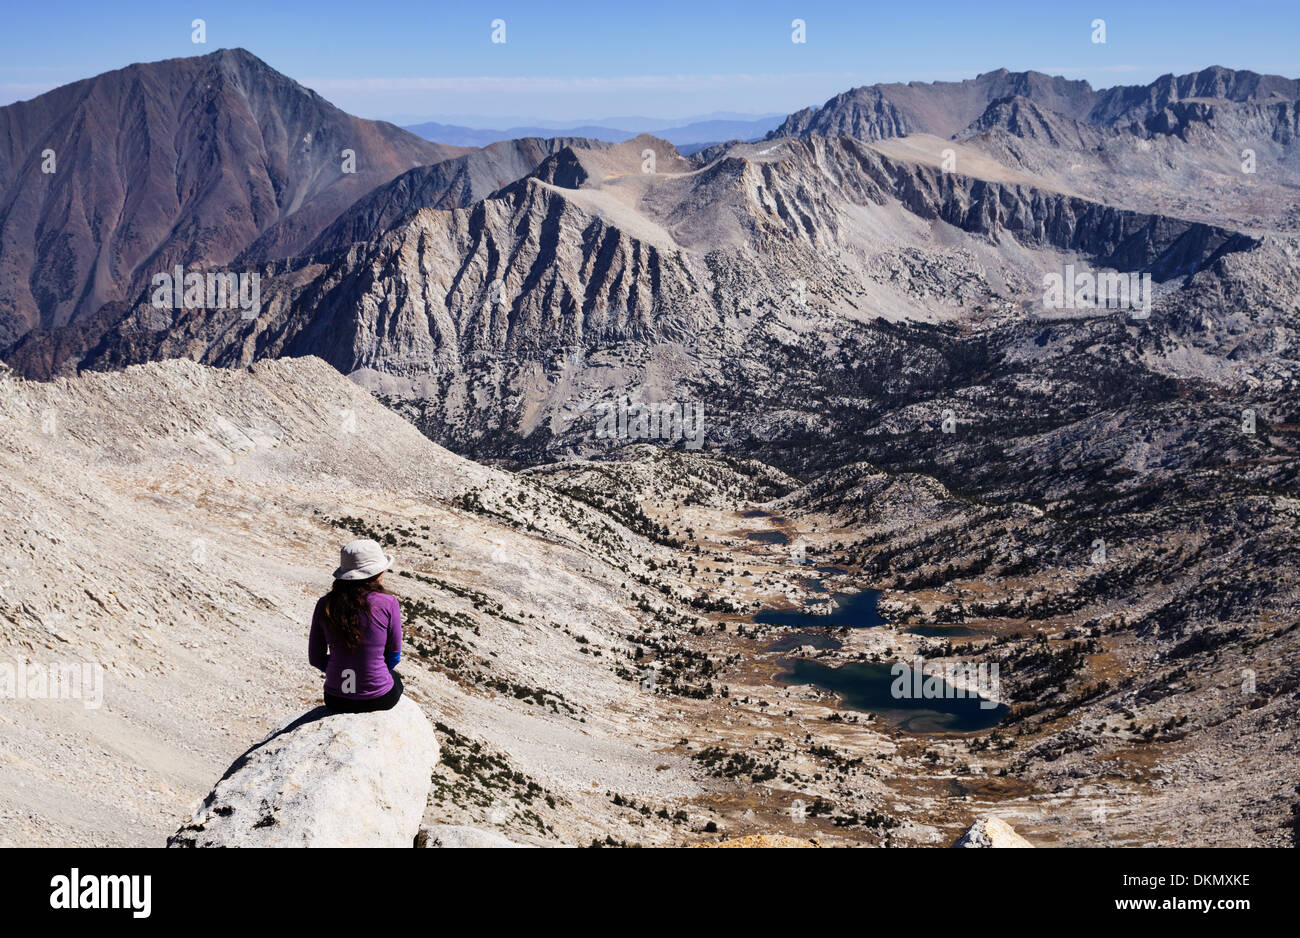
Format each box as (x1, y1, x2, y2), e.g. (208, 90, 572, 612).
(68, 164, 717, 389)
(772, 66, 1300, 143)
(966, 96, 1107, 149)
(1087, 65, 1300, 124)
(297, 137, 610, 257)
(169, 698, 439, 847)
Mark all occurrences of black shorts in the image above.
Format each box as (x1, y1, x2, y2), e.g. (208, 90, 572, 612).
(323, 670, 404, 713)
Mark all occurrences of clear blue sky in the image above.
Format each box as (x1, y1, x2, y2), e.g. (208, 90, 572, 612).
(1, 0, 1296, 123)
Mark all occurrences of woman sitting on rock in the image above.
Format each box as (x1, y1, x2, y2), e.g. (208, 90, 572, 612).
(309, 539, 404, 712)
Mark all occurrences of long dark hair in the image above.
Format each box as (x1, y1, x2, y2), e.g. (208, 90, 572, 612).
(320, 575, 389, 652)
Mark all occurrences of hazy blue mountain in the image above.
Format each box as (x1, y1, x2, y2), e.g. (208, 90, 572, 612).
(405, 114, 783, 148)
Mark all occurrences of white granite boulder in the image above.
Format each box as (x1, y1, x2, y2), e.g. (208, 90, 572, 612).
(169, 697, 438, 847)
(952, 816, 1034, 848)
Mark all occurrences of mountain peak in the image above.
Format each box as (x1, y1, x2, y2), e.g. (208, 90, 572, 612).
(0, 49, 459, 345)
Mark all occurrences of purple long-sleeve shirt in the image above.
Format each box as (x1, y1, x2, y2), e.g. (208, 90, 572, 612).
(308, 592, 402, 699)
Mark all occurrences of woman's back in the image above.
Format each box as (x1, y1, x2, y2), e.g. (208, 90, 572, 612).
(309, 590, 402, 700)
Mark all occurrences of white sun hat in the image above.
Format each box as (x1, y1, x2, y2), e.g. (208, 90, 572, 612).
(332, 539, 394, 580)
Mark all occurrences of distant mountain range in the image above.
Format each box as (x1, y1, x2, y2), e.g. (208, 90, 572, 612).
(7, 53, 1288, 430)
(3, 50, 1299, 394)
(403, 114, 785, 150)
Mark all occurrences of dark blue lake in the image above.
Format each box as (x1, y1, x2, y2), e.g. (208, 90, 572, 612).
(754, 589, 886, 629)
(775, 658, 1008, 733)
(755, 587, 1005, 733)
